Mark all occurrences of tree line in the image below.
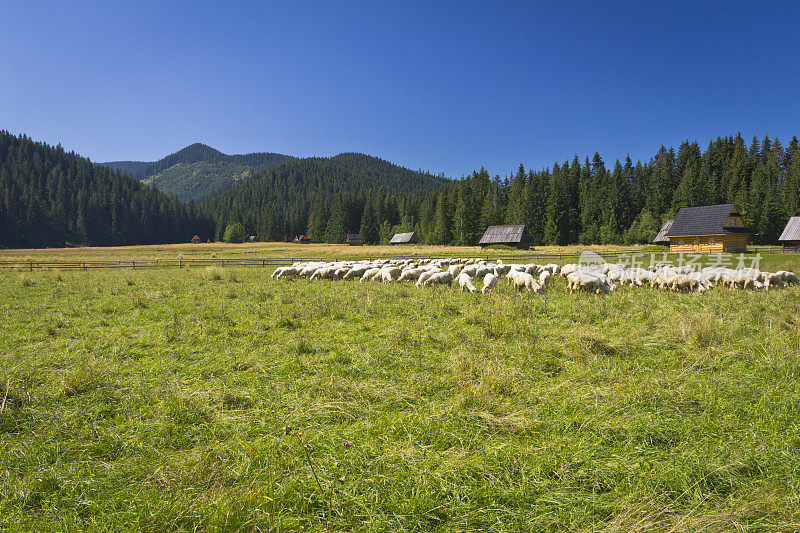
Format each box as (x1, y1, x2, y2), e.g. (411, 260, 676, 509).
(206, 133, 800, 245)
(0, 131, 214, 248)
(3, 129, 798, 248)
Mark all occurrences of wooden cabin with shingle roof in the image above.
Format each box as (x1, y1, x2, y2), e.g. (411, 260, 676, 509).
(665, 204, 751, 253)
(478, 225, 532, 249)
(389, 232, 418, 245)
(346, 233, 364, 246)
(779, 217, 800, 252)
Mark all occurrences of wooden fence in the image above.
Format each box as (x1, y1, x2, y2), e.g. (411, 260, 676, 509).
(0, 246, 783, 271)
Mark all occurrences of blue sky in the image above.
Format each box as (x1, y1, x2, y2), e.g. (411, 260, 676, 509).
(2, 1, 798, 178)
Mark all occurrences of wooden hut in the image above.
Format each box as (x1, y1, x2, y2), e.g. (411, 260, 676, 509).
(478, 225, 532, 249)
(653, 219, 673, 245)
(389, 232, 419, 245)
(665, 203, 751, 253)
(346, 233, 364, 246)
(190, 235, 201, 244)
(779, 216, 800, 252)
(293, 234, 311, 244)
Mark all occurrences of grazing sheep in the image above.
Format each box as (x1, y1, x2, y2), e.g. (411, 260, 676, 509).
(461, 265, 478, 277)
(541, 263, 560, 275)
(538, 270, 551, 288)
(310, 266, 336, 281)
(761, 272, 786, 290)
(474, 266, 492, 278)
(272, 266, 299, 279)
(482, 273, 498, 293)
(398, 268, 425, 282)
(566, 272, 611, 294)
(380, 266, 402, 283)
(509, 270, 540, 292)
(423, 271, 453, 287)
(359, 267, 381, 282)
(670, 274, 699, 293)
(448, 264, 463, 278)
(560, 264, 579, 277)
(456, 272, 478, 293)
(776, 271, 800, 285)
(416, 268, 442, 287)
(343, 265, 370, 280)
(494, 264, 511, 276)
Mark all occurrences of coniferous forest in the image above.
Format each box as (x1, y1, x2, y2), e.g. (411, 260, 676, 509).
(205, 133, 800, 246)
(2, 130, 800, 248)
(0, 131, 213, 248)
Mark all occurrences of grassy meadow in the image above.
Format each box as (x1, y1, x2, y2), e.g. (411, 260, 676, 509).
(2, 248, 800, 531)
(0, 241, 698, 262)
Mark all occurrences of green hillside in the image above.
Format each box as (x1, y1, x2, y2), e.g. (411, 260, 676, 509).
(203, 152, 450, 242)
(142, 161, 261, 203)
(0, 131, 213, 248)
(102, 143, 295, 202)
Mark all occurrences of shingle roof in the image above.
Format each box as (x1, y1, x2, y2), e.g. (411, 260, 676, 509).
(478, 225, 532, 245)
(666, 204, 752, 237)
(779, 217, 800, 242)
(653, 219, 674, 243)
(346, 233, 364, 244)
(389, 232, 418, 244)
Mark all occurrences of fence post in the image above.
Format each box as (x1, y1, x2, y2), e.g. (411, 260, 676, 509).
(83, 262, 87, 271)
(132, 260, 135, 270)
(29, 261, 33, 272)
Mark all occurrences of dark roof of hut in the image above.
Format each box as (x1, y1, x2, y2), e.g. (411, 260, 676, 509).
(478, 225, 531, 245)
(666, 204, 752, 237)
(653, 219, 674, 243)
(389, 232, 418, 244)
(779, 216, 800, 242)
(346, 233, 364, 243)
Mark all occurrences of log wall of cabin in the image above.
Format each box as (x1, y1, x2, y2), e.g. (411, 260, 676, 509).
(669, 234, 747, 253)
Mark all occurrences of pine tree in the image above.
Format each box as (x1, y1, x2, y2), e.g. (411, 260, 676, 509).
(359, 199, 379, 244)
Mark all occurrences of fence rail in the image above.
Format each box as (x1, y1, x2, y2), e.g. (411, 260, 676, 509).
(0, 246, 783, 271)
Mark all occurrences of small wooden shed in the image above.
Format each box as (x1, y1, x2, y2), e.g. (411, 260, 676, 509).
(389, 232, 419, 245)
(478, 225, 532, 249)
(346, 233, 364, 246)
(665, 204, 751, 253)
(779, 216, 800, 252)
(653, 219, 674, 245)
(190, 235, 201, 244)
(293, 234, 311, 244)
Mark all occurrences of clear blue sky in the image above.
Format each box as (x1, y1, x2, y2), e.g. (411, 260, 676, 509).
(2, 1, 798, 178)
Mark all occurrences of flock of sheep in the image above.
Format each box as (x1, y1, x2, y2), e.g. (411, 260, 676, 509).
(272, 257, 800, 295)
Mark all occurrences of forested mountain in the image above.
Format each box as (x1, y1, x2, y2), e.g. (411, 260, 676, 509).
(5, 130, 798, 248)
(103, 143, 295, 202)
(0, 131, 213, 248)
(205, 133, 800, 246)
(203, 152, 449, 242)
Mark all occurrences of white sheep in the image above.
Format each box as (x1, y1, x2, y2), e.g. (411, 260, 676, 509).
(482, 273, 498, 293)
(456, 272, 477, 293)
(538, 270, 551, 288)
(423, 271, 454, 286)
(509, 270, 540, 292)
(380, 266, 402, 283)
(415, 268, 442, 287)
(359, 267, 381, 282)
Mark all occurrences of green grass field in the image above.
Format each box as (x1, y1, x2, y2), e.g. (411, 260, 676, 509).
(2, 249, 800, 531)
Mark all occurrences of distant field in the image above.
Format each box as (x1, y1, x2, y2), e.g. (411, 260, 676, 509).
(1, 253, 800, 530)
(0, 241, 784, 262)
